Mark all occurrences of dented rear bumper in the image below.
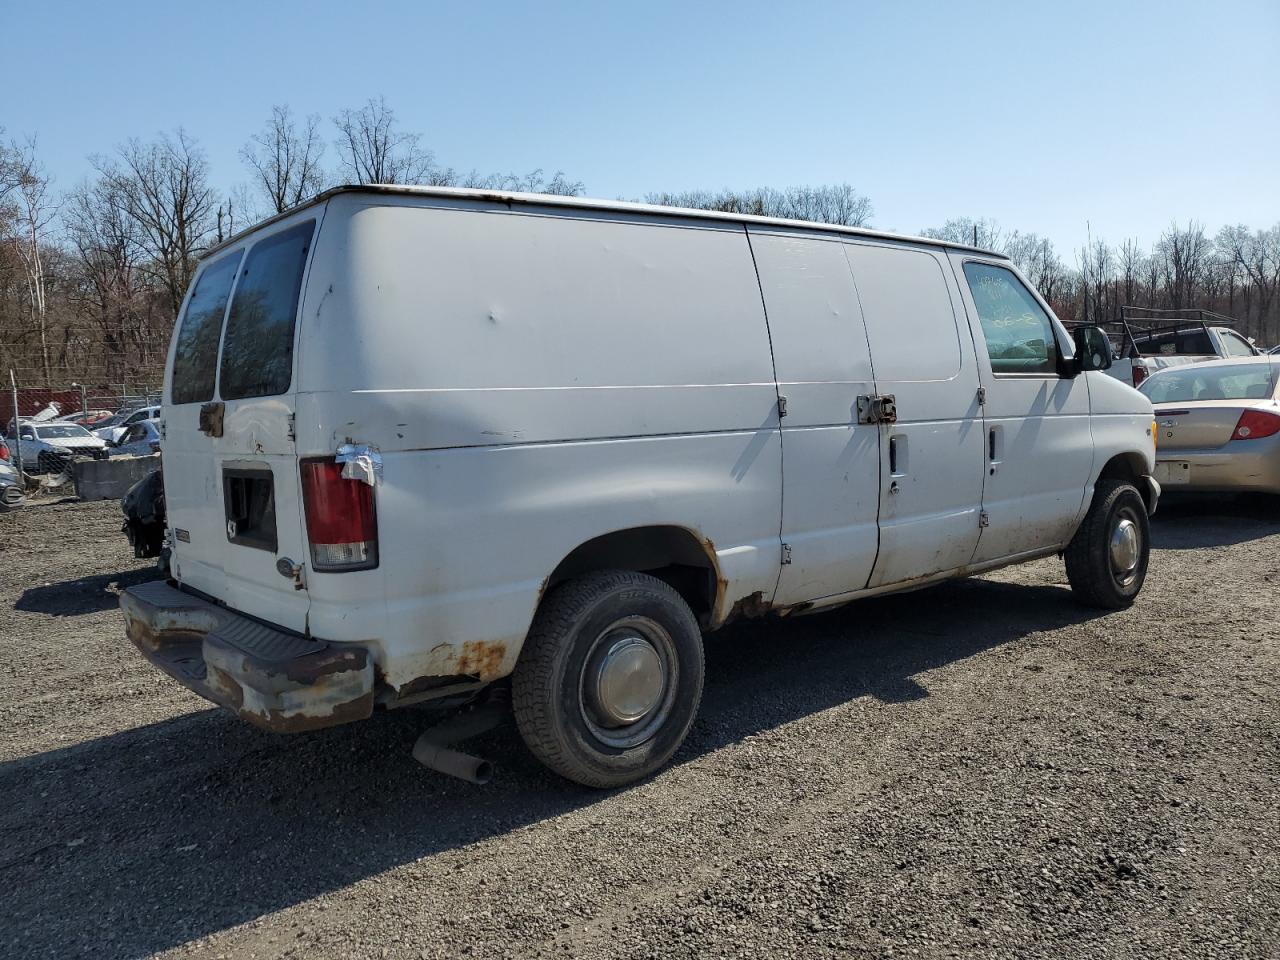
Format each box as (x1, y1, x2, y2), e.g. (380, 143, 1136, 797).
(120, 581, 375, 733)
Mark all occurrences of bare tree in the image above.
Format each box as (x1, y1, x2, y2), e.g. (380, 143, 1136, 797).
(1156, 221, 1210, 311)
(4, 139, 59, 385)
(93, 130, 218, 317)
(241, 105, 328, 213)
(920, 217, 1004, 249)
(333, 96, 436, 185)
(647, 184, 872, 227)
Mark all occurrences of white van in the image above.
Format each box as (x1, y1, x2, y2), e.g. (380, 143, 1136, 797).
(121, 186, 1159, 787)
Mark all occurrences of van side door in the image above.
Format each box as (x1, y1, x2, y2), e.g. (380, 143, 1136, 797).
(750, 228, 881, 604)
(950, 256, 1093, 562)
(845, 241, 987, 588)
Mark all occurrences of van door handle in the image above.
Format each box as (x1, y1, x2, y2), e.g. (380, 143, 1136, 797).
(988, 426, 1002, 474)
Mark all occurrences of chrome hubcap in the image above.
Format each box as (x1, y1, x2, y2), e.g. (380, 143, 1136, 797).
(1110, 517, 1139, 574)
(592, 636, 664, 724)
(581, 617, 676, 749)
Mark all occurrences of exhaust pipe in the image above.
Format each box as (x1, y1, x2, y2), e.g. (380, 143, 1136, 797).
(413, 735, 493, 784)
(411, 695, 507, 784)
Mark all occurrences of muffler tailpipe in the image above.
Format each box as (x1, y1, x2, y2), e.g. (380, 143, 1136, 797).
(413, 736, 494, 784)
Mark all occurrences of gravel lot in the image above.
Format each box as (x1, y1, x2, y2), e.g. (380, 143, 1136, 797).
(2, 495, 1278, 959)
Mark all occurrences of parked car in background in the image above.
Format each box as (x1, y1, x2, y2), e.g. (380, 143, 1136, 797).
(1269, 345, 1280, 355)
(0, 436, 23, 510)
(111, 419, 162, 458)
(63, 409, 117, 429)
(94, 405, 161, 445)
(16, 421, 110, 473)
(1104, 307, 1259, 389)
(1140, 356, 1280, 494)
(121, 185, 1159, 788)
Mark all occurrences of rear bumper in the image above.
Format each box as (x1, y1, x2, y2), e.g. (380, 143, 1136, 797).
(1155, 444, 1280, 494)
(1142, 475, 1161, 516)
(120, 581, 375, 733)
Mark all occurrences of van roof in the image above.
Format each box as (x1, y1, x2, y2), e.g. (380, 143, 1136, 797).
(204, 184, 1011, 260)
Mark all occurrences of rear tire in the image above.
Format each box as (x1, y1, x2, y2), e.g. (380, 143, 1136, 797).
(513, 570, 704, 788)
(1065, 479, 1150, 609)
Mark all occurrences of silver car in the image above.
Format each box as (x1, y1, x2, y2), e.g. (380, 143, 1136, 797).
(1140, 356, 1280, 494)
(0, 451, 24, 509)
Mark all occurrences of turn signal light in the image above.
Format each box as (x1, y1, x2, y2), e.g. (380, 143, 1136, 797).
(1230, 409, 1280, 442)
(300, 458, 379, 571)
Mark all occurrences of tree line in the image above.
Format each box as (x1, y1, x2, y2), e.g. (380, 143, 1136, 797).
(1, 98, 1277, 394)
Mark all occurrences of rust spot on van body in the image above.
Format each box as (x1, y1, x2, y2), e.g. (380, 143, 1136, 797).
(455, 641, 507, 680)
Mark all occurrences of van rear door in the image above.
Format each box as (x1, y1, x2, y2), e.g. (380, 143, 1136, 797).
(163, 214, 321, 633)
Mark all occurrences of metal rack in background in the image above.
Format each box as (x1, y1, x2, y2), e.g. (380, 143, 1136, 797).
(1104, 306, 1242, 359)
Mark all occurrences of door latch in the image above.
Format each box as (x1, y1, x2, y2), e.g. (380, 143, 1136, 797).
(857, 394, 898, 425)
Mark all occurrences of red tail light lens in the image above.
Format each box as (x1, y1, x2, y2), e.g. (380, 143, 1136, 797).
(1230, 409, 1280, 442)
(1131, 365, 1148, 387)
(0, 441, 8, 461)
(300, 458, 378, 571)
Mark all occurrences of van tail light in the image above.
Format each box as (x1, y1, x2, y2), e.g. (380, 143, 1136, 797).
(300, 458, 379, 571)
(1230, 409, 1280, 442)
(0, 440, 8, 461)
(1131, 364, 1148, 388)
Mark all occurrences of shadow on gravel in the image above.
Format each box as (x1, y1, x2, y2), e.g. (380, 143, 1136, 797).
(14, 567, 161, 616)
(0, 575, 1105, 959)
(1152, 493, 1280, 550)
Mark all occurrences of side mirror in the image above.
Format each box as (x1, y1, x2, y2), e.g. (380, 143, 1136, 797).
(1072, 325, 1113, 373)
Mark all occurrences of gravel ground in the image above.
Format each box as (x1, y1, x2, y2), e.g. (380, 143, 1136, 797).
(1, 495, 1278, 959)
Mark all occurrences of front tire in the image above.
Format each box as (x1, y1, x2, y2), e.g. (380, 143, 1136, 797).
(513, 570, 704, 788)
(1065, 479, 1150, 609)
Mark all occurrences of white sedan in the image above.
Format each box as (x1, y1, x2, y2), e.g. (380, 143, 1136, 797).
(15, 421, 110, 473)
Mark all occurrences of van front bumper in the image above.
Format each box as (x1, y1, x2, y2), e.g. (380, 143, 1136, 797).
(120, 581, 375, 733)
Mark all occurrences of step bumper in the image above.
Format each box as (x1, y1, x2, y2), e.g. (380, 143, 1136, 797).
(120, 580, 375, 733)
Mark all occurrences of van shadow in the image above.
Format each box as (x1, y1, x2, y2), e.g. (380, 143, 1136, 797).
(1151, 493, 1280, 549)
(1, 576, 1103, 959)
(14, 567, 160, 616)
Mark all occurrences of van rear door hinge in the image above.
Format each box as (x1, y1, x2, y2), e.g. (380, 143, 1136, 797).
(979, 510, 990, 528)
(777, 395, 788, 418)
(781, 543, 792, 565)
(977, 386, 987, 406)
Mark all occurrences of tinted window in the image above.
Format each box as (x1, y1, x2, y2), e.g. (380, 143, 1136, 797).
(1140, 363, 1277, 403)
(171, 252, 242, 404)
(219, 221, 314, 400)
(963, 263, 1057, 375)
(1133, 330, 1212, 355)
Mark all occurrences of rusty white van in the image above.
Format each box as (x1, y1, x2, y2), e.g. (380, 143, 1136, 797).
(121, 186, 1159, 787)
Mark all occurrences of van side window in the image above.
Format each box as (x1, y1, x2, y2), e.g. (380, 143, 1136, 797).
(219, 220, 314, 400)
(170, 252, 242, 404)
(962, 262, 1058, 375)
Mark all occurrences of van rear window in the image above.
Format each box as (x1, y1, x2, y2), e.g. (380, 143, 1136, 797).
(219, 220, 314, 400)
(171, 252, 241, 404)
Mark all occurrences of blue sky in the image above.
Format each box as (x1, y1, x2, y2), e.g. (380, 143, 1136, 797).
(3, 0, 1277, 255)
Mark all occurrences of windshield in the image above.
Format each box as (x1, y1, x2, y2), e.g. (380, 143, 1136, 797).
(36, 424, 94, 439)
(1141, 363, 1277, 404)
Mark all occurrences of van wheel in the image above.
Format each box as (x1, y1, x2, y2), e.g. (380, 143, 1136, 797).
(513, 570, 704, 788)
(1064, 479, 1150, 609)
